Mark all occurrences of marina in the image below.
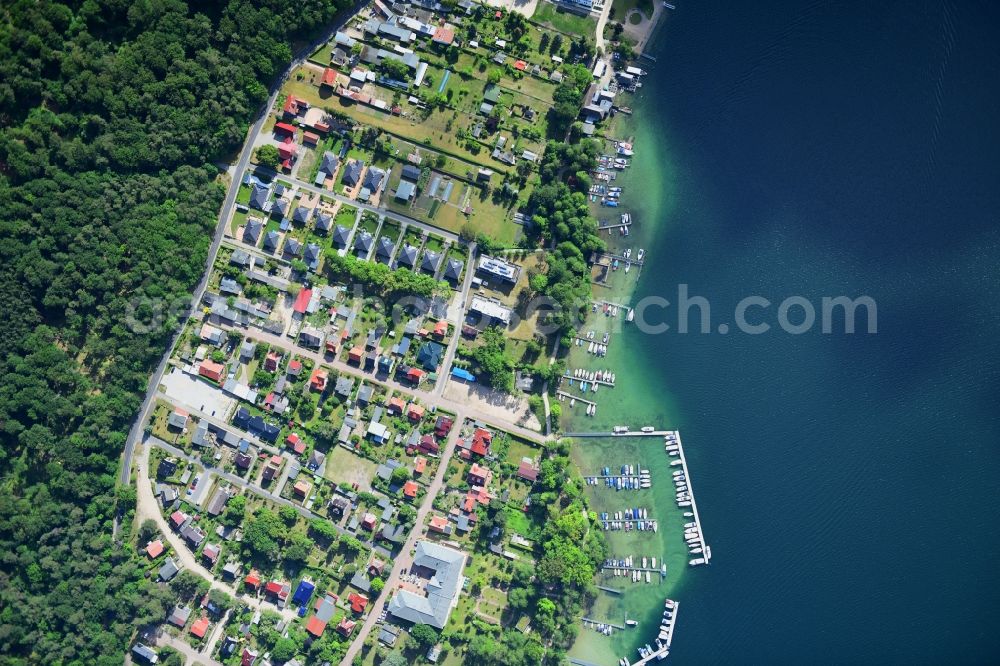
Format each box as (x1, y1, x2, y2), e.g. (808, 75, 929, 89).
(616, 599, 679, 665)
(665, 430, 711, 565)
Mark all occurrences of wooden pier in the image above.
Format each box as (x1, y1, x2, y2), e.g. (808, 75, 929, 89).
(602, 565, 663, 573)
(558, 391, 596, 407)
(597, 251, 644, 266)
(565, 430, 670, 437)
(596, 585, 622, 595)
(581, 617, 625, 631)
(669, 430, 712, 565)
(598, 219, 633, 231)
(563, 373, 616, 387)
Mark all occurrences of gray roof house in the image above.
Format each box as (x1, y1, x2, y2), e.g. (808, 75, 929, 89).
(191, 421, 210, 448)
(363, 166, 386, 192)
(386, 541, 466, 628)
(167, 604, 191, 627)
(354, 231, 374, 255)
(283, 237, 303, 257)
(262, 229, 281, 251)
(292, 206, 311, 225)
(357, 384, 374, 405)
(249, 183, 270, 210)
(395, 180, 416, 201)
(396, 244, 417, 269)
(401, 164, 421, 181)
(319, 151, 339, 174)
(333, 224, 351, 248)
(335, 376, 355, 398)
(159, 557, 180, 582)
(167, 410, 188, 430)
(376, 236, 395, 262)
(219, 277, 242, 295)
(421, 250, 441, 274)
(271, 197, 290, 218)
(444, 258, 463, 281)
(304, 243, 321, 270)
(314, 212, 332, 233)
(243, 218, 263, 245)
(342, 160, 364, 187)
(131, 644, 158, 664)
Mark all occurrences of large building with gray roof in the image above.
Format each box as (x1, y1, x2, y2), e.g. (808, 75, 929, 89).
(386, 541, 465, 628)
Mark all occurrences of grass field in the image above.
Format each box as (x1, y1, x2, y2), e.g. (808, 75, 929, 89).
(532, 2, 599, 35)
(323, 445, 378, 491)
(612, 0, 655, 20)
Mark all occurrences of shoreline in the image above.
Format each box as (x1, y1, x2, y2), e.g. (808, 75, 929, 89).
(562, 10, 698, 664)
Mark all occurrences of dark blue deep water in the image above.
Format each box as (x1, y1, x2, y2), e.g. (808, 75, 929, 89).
(626, 1, 1000, 662)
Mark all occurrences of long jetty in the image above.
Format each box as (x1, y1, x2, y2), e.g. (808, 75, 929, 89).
(669, 430, 712, 565)
(557, 391, 597, 407)
(565, 430, 669, 437)
(563, 373, 616, 387)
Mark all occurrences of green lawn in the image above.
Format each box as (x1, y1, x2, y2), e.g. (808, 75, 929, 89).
(531, 2, 599, 35)
(611, 0, 655, 20)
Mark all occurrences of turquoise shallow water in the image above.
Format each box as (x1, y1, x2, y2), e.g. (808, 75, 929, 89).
(571, 1, 1000, 663)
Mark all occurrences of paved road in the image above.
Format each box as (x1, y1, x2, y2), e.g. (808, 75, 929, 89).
(341, 417, 464, 663)
(434, 242, 478, 398)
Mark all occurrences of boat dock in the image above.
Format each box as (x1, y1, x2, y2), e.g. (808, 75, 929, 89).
(601, 564, 663, 573)
(557, 391, 596, 407)
(596, 585, 622, 595)
(598, 219, 633, 231)
(581, 617, 626, 631)
(570, 334, 612, 346)
(565, 430, 670, 437)
(563, 373, 616, 387)
(629, 600, 678, 665)
(667, 430, 712, 565)
(597, 252, 645, 266)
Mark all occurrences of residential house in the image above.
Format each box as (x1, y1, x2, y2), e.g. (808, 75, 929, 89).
(168, 605, 191, 628)
(468, 462, 493, 487)
(342, 160, 364, 187)
(421, 249, 441, 274)
(332, 224, 351, 248)
(444, 258, 463, 282)
(159, 557, 180, 581)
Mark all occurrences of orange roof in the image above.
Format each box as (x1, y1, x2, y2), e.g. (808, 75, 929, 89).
(433, 320, 448, 336)
(293, 480, 311, 496)
(283, 95, 301, 115)
(403, 480, 419, 498)
(190, 616, 210, 638)
(199, 359, 225, 381)
(407, 403, 425, 419)
(245, 570, 261, 588)
(348, 592, 368, 613)
(429, 515, 448, 531)
(321, 67, 337, 86)
(306, 616, 327, 637)
(514, 59, 526, 71)
(388, 396, 406, 413)
(469, 462, 492, 485)
(145, 540, 164, 559)
(414, 457, 427, 473)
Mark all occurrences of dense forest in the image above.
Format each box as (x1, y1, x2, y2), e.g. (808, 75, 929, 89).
(0, 1, 349, 663)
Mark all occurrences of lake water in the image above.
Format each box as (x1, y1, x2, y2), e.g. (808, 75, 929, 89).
(569, 1, 1000, 663)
